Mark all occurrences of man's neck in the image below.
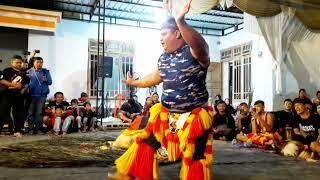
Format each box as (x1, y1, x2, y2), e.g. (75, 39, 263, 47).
(218, 112, 225, 115)
(284, 109, 291, 113)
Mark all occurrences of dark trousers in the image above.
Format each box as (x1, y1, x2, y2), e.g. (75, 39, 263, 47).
(1, 93, 25, 133)
(28, 96, 46, 131)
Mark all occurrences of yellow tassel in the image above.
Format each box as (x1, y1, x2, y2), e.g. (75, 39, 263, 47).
(201, 159, 212, 180)
(115, 142, 139, 175)
(160, 111, 168, 121)
(187, 114, 195, 123)
(149, 103, 162, 123)
(199, 109, 212, 130)
(179, 125, 191, 151)
(183, 143, 195, 158)
(167, 141, 179, 161)
(136, 130, 150, 140)
(180, 160, 189, 180)
(153, 157, 160, 180)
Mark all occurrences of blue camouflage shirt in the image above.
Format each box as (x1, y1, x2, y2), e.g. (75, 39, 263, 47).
(158, 45, 208, 113)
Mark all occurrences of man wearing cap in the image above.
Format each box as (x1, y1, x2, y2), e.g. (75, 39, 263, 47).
(111, 0, 213, 179)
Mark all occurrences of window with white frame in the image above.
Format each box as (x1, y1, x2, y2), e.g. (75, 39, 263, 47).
(221, 42, 252, 102)
(88, 39, 135, 99)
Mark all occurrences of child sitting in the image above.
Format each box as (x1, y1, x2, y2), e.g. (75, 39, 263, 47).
(81, 102, 97, 132)
(68, 99, 82, 133)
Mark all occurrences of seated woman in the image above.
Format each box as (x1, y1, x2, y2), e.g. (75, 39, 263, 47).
(236, 100, 282, 147)
(113, 97, 152, 149)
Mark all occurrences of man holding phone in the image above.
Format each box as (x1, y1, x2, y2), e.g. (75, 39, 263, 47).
(27, 57, 52, 134)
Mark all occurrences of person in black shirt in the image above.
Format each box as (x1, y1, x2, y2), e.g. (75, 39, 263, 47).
(274, 99, 295, 140)
(47, 92, 70, 110)
(1, 55, 29, 137)
(119, 98, 142, 123)
(236, 102, 252, 134)
(293, 89, 313, 112)
(213, 100, 236, 141)
(225, 98, 236, 115)
(292, 98, 320, 146)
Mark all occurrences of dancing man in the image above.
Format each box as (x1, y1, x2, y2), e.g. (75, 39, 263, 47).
(113, 0, 213, 179)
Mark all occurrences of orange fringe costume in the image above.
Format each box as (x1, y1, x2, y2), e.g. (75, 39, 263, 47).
(115, 103, 214, 180)
(247, 132, 282, 146)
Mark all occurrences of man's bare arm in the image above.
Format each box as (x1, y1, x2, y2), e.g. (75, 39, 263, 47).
(122, 69, 162, 88)
(174, 0, 209, 68)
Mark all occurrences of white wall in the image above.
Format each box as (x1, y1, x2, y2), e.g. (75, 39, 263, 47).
(28, 19, 219, 105)
(29, 20, 164, 104)
(216, 29, 275, 111)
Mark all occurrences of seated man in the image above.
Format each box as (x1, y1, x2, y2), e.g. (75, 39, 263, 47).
(213, 100, 236, 141)
(43, 92, 73, 134)
(293, 89, 313, 112)
(238, 100, 281, 146)
(236, 102, 252, 141)
(119, 98, 142, 123)
(274, 99, 295, 140)
(292, 99, 320, 148)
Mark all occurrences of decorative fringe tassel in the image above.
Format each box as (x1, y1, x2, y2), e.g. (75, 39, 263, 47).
(153, 156, 160, 180)
(187, 160, 204, 180)
(167, 133, 180, 161)
(128, 143, 155, 180)
(115, 142, 139, 175)
(180, 160, 189, 180)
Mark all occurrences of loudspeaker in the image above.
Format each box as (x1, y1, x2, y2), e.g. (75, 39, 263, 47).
(103, 56, 113, 78)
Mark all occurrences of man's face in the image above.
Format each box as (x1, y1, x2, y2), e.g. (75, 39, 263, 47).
(240, 104, 249, 115)
(151, 94, 159, 102)
(146, 97, 152, 105)
(317, 106, 320, 115)
(299, 91, 306, 98)
(254, 103, 264, 113)
(294, 103, 306, 115)
(55, 94, 64, 103)
(160, 28, 178, 53)
(317, 93, 320, 100)
(11, 59, 23, 70)
(34, 60, 43, 69)
(217, 103, 226, 113)
(133, 96, 138, 102)
(283, 101, 293, 111)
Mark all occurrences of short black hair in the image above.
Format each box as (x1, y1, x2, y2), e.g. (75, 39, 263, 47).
(71, 99, 78, 104)
(160, 17, 178, 31)
(317, 91, 320, 95)
(284, 99, 293, 104)
(12, 55, 23, 61)
(217, 100, 226, 105)
(81, 92, 88, 97)
(239, 102, 248, 107)
(254, 100, 265, 106)
(55, 105, 63, 110)
(84, 102, 91, 106)
(299, 89, 306, 93)
(152, 92, 158, 96)
(54, 91, 64, 98)
(293, 98, 306, 105)
(33, 57, 43, 62)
